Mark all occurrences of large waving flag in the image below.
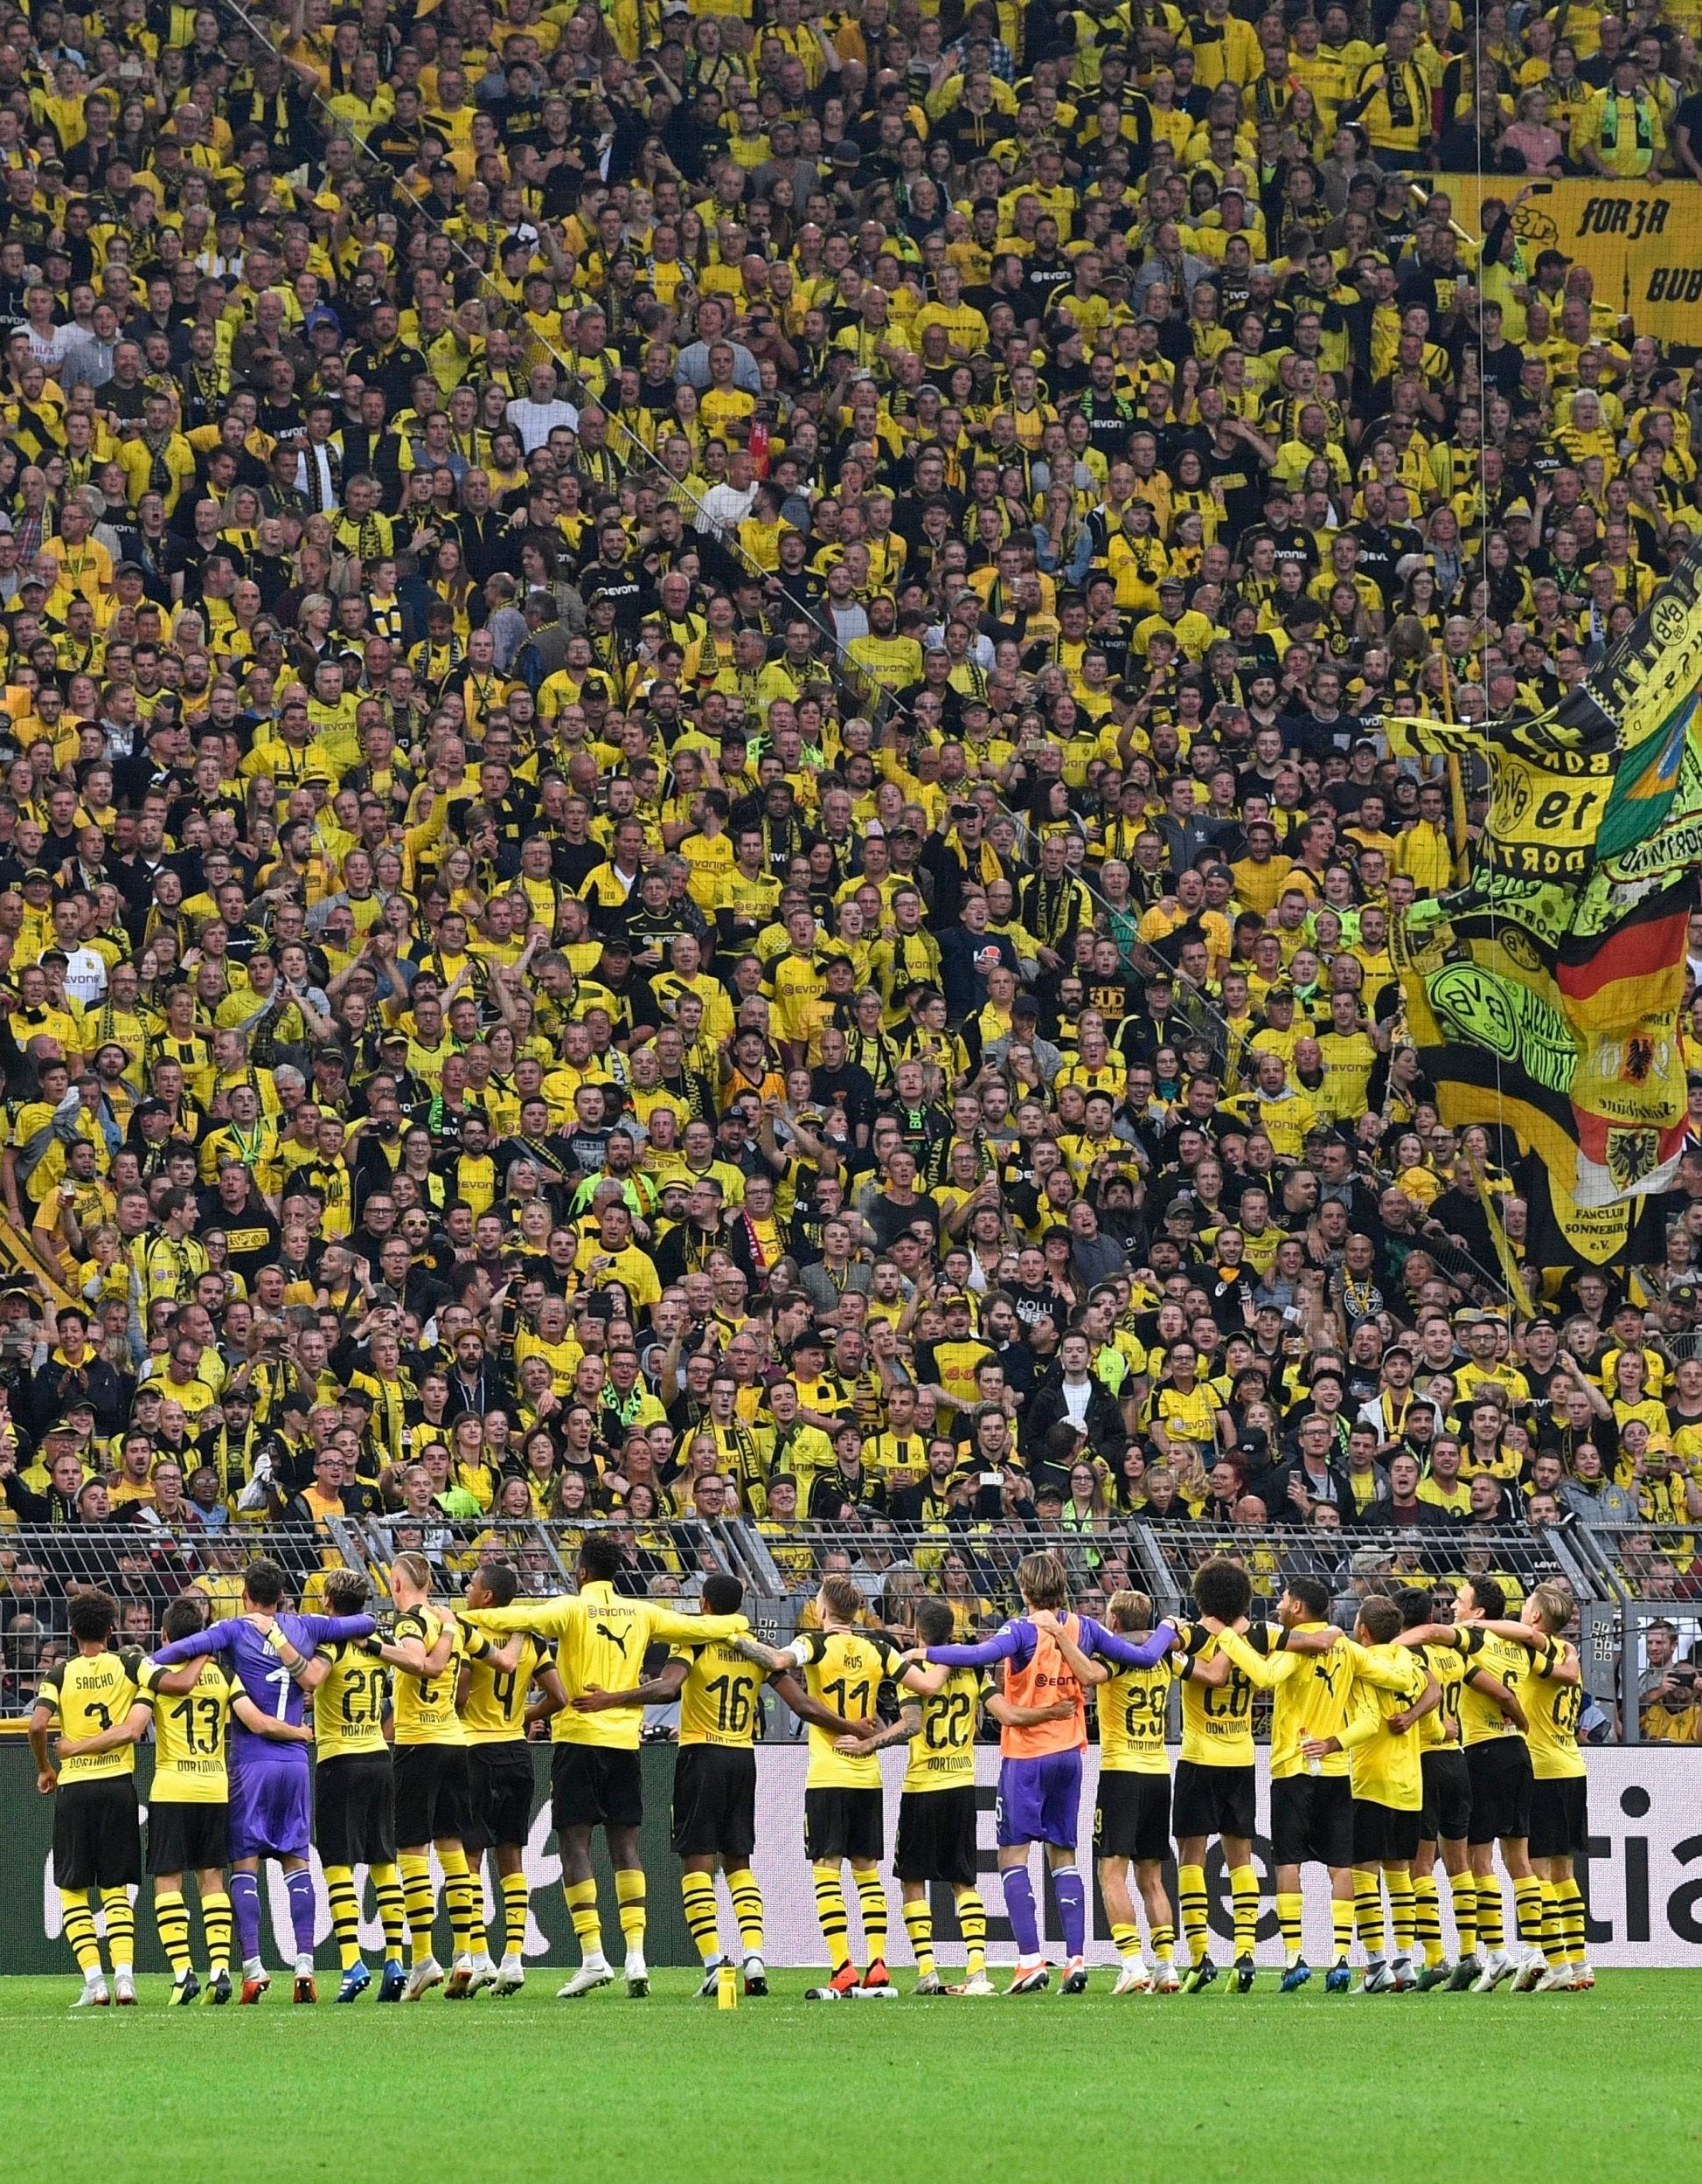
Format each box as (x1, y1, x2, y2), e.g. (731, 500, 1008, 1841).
(1386, 542, 1702, 1266)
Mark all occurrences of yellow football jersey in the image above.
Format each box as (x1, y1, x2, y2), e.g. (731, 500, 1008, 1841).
(459, 1624, 549, 1744)
(901, 1665, 983, 1792)
(1522, 1640, 1586, 1780)
(1219, 1621, 1351, 1778)
(313, 1640, 391, 1761)
(786, 1627, 904, 1789)
(1174, 1620, 1267, 1767)
(463, 1581, 745, 1751)
(1093, 1654, 1174, 1776)
(38, 1650, 140, 1783)
(139, 1655, 232, 1802)
(673, 1635, 768, 1749)
(1451, 1625, 1532, 1745)
(391, 1605, 466, 1745)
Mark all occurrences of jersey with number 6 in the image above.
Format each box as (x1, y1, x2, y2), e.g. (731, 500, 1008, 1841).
(786, 1628, 904, 1788)
(139, 1655, 233, 1801)
(392, 1605, 466, 1745)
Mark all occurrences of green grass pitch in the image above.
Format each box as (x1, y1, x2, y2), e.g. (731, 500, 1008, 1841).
(1, 1970, 1690, 2182)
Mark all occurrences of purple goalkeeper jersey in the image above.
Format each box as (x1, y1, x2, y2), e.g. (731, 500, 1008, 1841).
(153, 1612, 377, 1762)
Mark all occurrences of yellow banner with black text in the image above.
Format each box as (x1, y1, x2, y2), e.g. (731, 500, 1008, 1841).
(1441, 176, 1702, 346)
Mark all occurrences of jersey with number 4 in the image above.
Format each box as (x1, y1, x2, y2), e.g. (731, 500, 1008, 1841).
(460, 1624, 550, 1744)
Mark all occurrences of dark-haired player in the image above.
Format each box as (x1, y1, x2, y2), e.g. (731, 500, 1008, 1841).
(460, 1561, 567, 1996)
(1168, 1557, 1268, 1993)
(30, 1589, 142, 2006)
(574, 1572, 850, 1998)
(462, 1532, 748, 1998)
(1212, 1573, 1359, 1993)
(1469, 1583, 1591, 1989)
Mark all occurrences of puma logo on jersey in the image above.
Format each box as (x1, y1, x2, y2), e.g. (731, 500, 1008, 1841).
(595, 1623, 630, 1656)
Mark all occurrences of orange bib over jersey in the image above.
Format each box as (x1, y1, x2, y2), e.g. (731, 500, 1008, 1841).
(1001, 1615, 1087, 1757)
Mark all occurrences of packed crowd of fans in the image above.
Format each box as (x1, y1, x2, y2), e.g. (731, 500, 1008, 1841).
(0, 0, 1696, 1746)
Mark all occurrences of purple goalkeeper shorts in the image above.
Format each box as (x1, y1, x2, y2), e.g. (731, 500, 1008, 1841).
(230, 1752, 313, 1861)
(995, 1751, 1082, 1849)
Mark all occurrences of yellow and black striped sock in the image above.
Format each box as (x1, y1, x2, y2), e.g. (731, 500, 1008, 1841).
(439, 1845, 485, 1956)
(1110, 1918, 1142, 1962)
(1387, 1869, 1415, 1959)
(1559, 1875, 1587, 1965)
(1178, 1864, 1210, 1965)
(812, 1864, 851, 1971)
(726, 1867, 765, 1958)
(399, 1852, 437, 1965)
(615, 1869, 646, 1953)
(323, 1865, 363, 1972)
(1230, 1865, 1260, 1959)
(498, 1871, 528, 1960)
(1275, 1890, 1304, 1965)
(1513, 1875, 1544, 1952)
(101, 1887, 135, 1973)
(60, 1889, 102, 1977)
(1413, 1871, 1444, 1966)
(563, 1876, 602, 1961)
(202, 1889, 233, 1977)
(371, 1865, 406, 1961)
(1540, 1880, 1563, 1965)
(681, 1870, 720, 1965)
(1330, 1894, 1356, 1966)
(1449, 1869, 1478, 1958)
(1477, 1874, 1506, 1954)
(1353, 1869, 1384, 1956)
(955, 1887, 987, 1977)
(853, 1868, 887, 1963)
(1149, 1921, 1176, 1966)
(156, 1889, 193, 1978)
(902, 1896, 934, 1979)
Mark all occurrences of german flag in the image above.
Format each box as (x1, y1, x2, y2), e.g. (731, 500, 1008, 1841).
(1553, 873, 1694, 1035)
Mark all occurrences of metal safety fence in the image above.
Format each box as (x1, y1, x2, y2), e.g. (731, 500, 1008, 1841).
(2, 1511, 1690, 1751)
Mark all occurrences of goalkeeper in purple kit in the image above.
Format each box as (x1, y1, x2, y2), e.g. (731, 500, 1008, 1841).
(151, 1557, 376, 2003)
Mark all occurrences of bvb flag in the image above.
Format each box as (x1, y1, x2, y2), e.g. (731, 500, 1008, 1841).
(1386, 543, 1702, 1269)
